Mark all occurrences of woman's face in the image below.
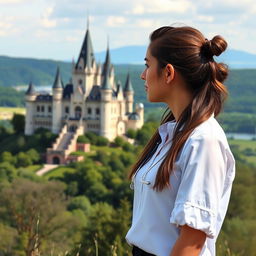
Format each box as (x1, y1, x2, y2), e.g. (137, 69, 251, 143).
(141, 47, 166, 102)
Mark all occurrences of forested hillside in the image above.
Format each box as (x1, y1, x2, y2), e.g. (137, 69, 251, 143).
(0, 116, 255, 256)
(0, 56, 256, 114)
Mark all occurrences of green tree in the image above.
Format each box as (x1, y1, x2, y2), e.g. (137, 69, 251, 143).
(16, 152, 32, 167)
(11, 113, 25, 134)
(126, 128, 137, 139)
(0, 179, 79, 256)
(26, 149, 40, 164)
(0, 161, 17, 182)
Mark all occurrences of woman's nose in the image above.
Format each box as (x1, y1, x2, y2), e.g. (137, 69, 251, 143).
(140, 69, 146, 80)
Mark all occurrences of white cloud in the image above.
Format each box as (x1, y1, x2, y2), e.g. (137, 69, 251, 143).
(130, 0, 193, 15)
(136, 19, 157, 28)
(40, 7, 57, 28)
(197, 15, 214, 23)
(1, 0, 256, 59)
(0, 0, 27, 3)
(106, 16, 126, 27)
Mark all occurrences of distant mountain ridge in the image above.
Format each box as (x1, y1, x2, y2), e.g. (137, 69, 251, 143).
(95, 46, 256, 68)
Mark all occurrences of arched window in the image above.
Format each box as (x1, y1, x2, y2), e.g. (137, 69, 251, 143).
(96, 108, 100, 115)
(41, 106, 44, 112)
(48, 106, 52, 113)
(65, 106, 69, 114)
(88, 108, 92, 114)
(75, 106, 82, 119)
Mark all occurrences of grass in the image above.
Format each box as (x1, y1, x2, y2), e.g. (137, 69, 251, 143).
(26, 164, 43, 172)
(44, 166, 76, 179)
(0, 107, 25, 120)
(228, 138, 256, 166)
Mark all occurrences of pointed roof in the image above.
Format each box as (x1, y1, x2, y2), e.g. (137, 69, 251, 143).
(26, 81, 36, 95)
(116, 80, 123, 94)
(124, 73, 134, 92)
(102, 42, 111, 77)
(75, 26, 95, 70)
(101, 61, 112, 90)
(101, 41, 112, 90)
(52, 67, 63, 89)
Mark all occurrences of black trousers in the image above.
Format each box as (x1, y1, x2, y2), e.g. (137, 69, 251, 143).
(132, 246, 156, 256)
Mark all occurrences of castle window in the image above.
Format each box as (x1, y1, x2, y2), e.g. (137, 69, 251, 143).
(88, 108, 92, 114)
(96, 108, 100, 115)
(75, 106, 82, 119)
(37, 106, 40, 112)
(41, 106, 45, 112)
(48, 106, 52, 113)
(65, 107, 69, 114)
(79, 79, 83, 85)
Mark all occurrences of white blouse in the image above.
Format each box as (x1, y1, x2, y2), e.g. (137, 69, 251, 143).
(126, 115, 236, 256)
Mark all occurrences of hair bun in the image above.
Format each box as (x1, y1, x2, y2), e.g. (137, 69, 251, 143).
(207, 35, 227, 57)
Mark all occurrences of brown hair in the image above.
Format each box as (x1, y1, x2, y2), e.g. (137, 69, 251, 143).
(129, 26, 229, 191)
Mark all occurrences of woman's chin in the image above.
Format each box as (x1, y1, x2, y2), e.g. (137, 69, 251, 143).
(147, 95, 162, 103)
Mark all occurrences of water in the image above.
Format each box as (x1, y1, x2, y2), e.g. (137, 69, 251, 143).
(15, 85, 52, 93)
(226, 133, 256, 140)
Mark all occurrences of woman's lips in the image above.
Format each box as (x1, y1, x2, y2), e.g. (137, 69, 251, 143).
(145, 84, 148, 91)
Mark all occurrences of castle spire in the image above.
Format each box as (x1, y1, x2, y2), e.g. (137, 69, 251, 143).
(26, 81, 36, 95)
(52, 67, 63, 89)
(124, 73, 134, 92)
(75, 18, 95, 70)
(101, 60, 112, 90)
(102, 37, 111, 77)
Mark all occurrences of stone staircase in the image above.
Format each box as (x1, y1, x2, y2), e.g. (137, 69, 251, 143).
(46, 122, 85, 164)
(56, 132, 74, 150)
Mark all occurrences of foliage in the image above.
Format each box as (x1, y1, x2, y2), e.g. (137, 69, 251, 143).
(78, 199, 131, 256)
(0, 86, 25, 107)
(77, 135, 90, 144)
(84, 131, 109, 146)
(0, 178, 80, 256)
(11, 113, 25, 134)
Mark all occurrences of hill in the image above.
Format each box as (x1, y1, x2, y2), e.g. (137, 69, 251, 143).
(0, 56, 256, 113)
(95, 46, 256, 68)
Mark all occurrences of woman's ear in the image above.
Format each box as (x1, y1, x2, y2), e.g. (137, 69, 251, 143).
(165, 64, 175, 84)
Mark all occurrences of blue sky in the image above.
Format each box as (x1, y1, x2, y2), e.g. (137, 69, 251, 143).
(1, 0, 256, 61)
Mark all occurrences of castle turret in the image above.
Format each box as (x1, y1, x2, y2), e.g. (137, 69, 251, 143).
(52, 67, 63, 134)
(136, 103, 144, 127)
(100, 55, 113, 139)
(25, 82, 37, 135)
(124, 73, 134, 114)
(94, 62, 102, 85)
(116, 80, 125, 118)
(102, 42, 115, 86)
(72, 20, 96, 97)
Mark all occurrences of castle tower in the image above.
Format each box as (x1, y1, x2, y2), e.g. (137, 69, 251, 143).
(94, 62, 102, 85)
(124, 73, 134, 114)
(72, 21, 97, 98)
(25, 82, 37, 135)
(100, 54, 113, 139)
(102, 42, 115, 87)
(136, 103, 144, 127)
(116, 80, 125, 117)
(52, 67, 63, 134)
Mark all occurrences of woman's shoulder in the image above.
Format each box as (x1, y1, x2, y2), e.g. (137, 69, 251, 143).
(184, 116, 230, 150)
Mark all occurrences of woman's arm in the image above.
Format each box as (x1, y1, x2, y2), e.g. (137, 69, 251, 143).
(170, 225, 206, 256)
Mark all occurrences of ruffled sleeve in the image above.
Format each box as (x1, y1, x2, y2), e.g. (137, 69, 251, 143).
(170, 134, 227, 239)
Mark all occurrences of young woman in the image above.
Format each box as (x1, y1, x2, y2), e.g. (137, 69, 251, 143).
(125, 26, 236, 256)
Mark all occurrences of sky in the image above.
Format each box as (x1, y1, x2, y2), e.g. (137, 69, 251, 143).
(1, 0, 256, 61)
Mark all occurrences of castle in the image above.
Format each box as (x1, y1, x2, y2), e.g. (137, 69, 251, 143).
(24, 24, 144, 143)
